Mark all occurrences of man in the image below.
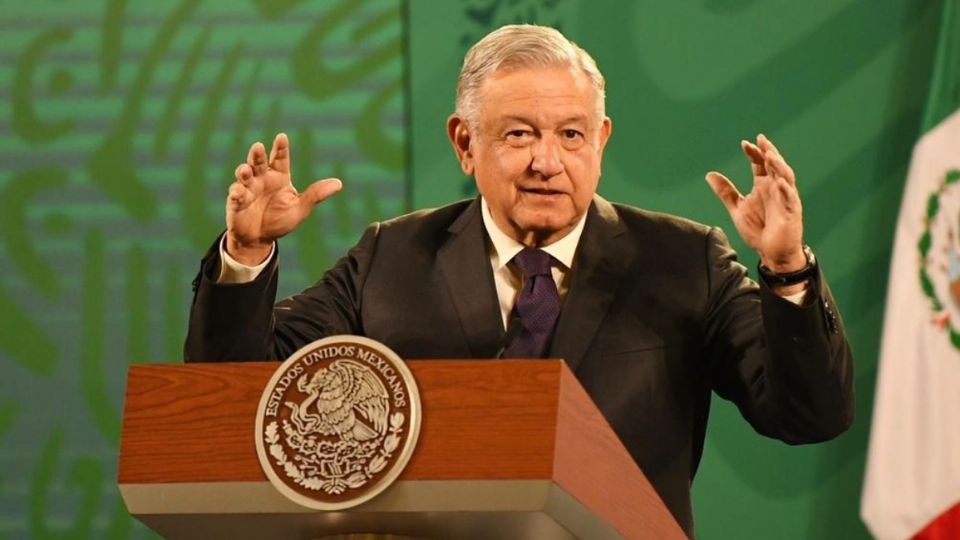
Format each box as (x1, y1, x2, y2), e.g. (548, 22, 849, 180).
(186, 24, 853, 536)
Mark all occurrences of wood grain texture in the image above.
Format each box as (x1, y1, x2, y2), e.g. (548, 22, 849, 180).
(119, 363, 271, 483)
(553, 365, 686, 539)
(119, 360, 562, 484)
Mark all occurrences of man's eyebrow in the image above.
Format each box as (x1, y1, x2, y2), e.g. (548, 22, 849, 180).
(498, 115, 534, 125)
(497, 114, 590, 125)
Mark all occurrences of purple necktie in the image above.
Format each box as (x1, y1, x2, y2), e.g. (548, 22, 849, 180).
(504, 247, 561, 358)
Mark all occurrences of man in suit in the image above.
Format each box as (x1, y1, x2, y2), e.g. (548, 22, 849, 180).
(186, 24, 853, 537)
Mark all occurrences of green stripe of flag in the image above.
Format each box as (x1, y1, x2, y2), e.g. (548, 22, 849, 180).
(922, 0, 960, 133)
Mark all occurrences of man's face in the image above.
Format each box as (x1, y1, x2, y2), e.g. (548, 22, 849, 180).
(449, 65, 612, 246)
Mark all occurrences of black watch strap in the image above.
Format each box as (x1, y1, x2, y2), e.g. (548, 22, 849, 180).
(757, 245, 817, 286)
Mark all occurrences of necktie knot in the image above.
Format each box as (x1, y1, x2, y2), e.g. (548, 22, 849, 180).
(513, 247, 553, 278)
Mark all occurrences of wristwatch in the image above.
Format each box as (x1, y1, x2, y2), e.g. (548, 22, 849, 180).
(757, 245, 817, 286)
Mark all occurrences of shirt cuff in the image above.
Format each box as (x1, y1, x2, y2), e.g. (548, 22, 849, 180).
(782, 288, 808, 306)
(217, 236, 275, 284)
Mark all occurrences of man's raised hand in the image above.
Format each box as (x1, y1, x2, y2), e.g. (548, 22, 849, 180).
(225, 133, 342, 265)
(705, 134, 807, 276)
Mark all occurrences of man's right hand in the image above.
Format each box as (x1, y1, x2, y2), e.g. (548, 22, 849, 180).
(225, 133, 342, 265)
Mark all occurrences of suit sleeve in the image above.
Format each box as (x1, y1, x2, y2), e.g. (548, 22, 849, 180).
(701, 227, 854, 444)
(183, 223, 381, 362)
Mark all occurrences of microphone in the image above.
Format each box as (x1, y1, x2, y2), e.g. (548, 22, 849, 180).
(495, 317, 524, 359)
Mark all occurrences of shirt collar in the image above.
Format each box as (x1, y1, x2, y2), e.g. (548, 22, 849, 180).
(480, 196, 587, 271)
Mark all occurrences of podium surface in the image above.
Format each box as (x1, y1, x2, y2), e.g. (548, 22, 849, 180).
(118, 359, 685, 539)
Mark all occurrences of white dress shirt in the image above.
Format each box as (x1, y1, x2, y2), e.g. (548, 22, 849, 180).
(480, 197, 585, 330)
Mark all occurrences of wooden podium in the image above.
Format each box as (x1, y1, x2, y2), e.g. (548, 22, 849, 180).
(118, 360, 685, 539)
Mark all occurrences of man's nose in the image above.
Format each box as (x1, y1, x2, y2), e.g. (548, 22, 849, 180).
(530, 136, 563, 177)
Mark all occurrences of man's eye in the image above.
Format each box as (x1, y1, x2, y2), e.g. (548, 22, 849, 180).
(507, 130, 529, 139)
(563, 129, 583, 139)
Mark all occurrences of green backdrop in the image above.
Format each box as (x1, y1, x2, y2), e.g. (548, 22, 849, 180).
(0, 0, 940, 537)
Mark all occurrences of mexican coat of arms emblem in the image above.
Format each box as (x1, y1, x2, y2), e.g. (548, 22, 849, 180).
(255, 336, 421, 510)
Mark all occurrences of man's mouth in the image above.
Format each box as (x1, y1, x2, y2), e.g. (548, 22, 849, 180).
(520, 188, 564, 196)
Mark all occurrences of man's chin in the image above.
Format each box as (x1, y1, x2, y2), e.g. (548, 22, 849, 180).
(512, 214, 578, 244)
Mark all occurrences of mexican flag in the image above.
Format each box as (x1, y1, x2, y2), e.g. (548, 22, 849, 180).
(861, 1, 960, 538)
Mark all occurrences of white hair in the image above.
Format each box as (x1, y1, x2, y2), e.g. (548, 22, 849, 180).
(455, 24, 606, 127)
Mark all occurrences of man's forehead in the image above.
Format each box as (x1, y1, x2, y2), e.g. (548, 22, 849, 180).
(476, 65, 599, 123)
(481, 65, 592, 96)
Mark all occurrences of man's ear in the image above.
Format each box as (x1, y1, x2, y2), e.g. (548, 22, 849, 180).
(447, 114, 475, 176)
(597, 116, 612, 156)
(594, 116, 613, 178)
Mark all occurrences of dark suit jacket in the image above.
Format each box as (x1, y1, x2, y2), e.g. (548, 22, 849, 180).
(186, 196, 854, 537)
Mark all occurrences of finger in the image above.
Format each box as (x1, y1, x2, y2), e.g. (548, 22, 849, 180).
(757, 133, 783, 157)
(227, 182, 249, 210)
(705, 172, 743, 214)
(775, 177, 802, 212)
(248, 142, 268, 176)
(235, 163, 254, 186)
(765, 151, 796, 185)
(299, 178, 343, 216)
(741, 140, 766, 177)
(269, 133, 291, 174)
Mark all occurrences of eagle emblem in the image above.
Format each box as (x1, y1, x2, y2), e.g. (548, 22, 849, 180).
(255, 337, 421, 510)
(920, 168, 960, 348)
(287, 360, 390, 443)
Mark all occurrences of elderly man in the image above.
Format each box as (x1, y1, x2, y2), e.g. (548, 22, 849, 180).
(186, 24, 853, 536)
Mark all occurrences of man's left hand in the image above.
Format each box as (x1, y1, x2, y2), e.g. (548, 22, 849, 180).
(706, 134, 808, 294)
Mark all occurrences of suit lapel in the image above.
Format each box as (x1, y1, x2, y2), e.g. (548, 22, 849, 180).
(549, 196, 634, 372)
(437, 198, 505, 358)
